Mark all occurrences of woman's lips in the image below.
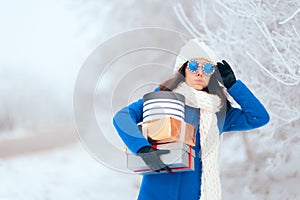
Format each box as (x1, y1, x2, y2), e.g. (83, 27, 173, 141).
(194, 79, 203, 84)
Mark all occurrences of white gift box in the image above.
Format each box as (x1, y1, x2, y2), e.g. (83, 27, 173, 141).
(142, 91, 185, 122)
(126, 141, 195, 175)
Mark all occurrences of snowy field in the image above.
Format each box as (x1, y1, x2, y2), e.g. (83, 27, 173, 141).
(0, 142, 141, 200)
(1, 134, 299, 200)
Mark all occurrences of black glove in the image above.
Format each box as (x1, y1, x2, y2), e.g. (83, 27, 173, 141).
(137, 146, 172, 173)
(216, 60, 237, 89)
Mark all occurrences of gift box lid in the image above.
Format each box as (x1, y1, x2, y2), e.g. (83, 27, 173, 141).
(142, 91, 185, 122)
(143, 91, 185, 104)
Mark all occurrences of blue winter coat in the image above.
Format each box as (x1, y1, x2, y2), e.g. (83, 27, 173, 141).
(113, 80, 269, 200)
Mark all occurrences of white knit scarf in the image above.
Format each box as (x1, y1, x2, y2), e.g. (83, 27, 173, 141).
(173, 82, 222, 200)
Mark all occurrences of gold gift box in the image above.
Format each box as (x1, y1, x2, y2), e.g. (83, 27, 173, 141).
(140, 117, 195, 146)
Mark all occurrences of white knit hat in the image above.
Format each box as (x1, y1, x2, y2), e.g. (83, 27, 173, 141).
(174, 39, 217, 73)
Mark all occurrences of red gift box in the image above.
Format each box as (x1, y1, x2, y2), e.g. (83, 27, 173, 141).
(126, 141, 195, 175)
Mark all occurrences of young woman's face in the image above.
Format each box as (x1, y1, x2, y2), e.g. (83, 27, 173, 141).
(185, 58, 212, 91)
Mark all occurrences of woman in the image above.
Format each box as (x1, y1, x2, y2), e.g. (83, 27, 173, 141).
(113, 39, 270, 200)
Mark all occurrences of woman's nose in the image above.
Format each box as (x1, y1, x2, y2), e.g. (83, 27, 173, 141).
(195, 69, 203, 76)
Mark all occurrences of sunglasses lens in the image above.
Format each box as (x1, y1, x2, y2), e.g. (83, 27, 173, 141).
(203, 63, 214, 75)
(188, 60, 198, 72)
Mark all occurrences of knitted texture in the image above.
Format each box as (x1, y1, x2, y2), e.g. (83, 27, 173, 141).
(174, 39, 218, 73)
(173, 82, 222, 200)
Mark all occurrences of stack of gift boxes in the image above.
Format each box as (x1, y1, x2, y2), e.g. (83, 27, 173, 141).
(126, 91, 196, 175)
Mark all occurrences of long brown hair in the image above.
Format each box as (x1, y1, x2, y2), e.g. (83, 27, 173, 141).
(159, 61, 230, 116)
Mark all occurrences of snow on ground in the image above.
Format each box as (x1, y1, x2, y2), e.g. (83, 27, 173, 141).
(0, 142, 141, 200)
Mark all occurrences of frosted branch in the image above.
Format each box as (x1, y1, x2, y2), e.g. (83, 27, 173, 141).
(253, 18, 294, 73)
(245, 51, 299, 86)
(279, 7, 300, 24)
(173, 4, 200, 39)
(292, 25, 300, 39)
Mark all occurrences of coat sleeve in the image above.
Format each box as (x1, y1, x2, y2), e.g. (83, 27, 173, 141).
(221, 80, 270, 133)
(112, 98, 151, 154)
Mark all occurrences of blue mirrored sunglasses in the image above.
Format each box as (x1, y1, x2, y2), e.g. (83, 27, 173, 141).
(187, 60, 215, 75)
